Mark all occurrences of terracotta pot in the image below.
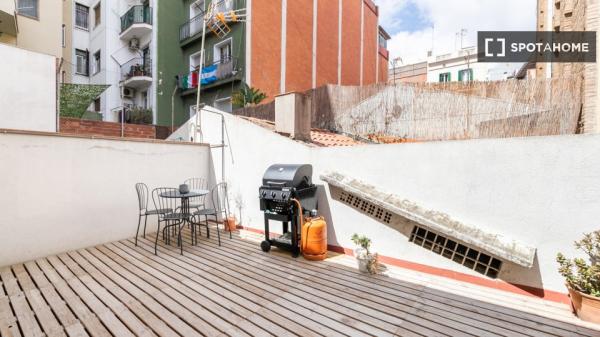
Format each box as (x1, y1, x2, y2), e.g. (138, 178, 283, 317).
(224, 216, 237, 232)
(568, 286, 600, 324)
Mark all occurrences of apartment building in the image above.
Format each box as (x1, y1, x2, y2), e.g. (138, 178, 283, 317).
(65, 0, 156, 123)
(154, 0, 391, 128)
(0, 0, 63, 57)
(536, 0, 599, 133)
(427, 47, 522, 83)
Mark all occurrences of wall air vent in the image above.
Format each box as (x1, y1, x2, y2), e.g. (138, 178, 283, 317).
(338, 191, 393, 224)
(409, 225, 502, 278)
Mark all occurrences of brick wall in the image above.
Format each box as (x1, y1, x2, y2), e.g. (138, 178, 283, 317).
(59, 118, 158, 139)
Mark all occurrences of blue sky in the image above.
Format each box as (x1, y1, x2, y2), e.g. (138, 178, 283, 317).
(375, 0, 537, 65)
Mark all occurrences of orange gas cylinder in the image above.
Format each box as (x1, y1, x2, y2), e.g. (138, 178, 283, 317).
(301, 217, 328, 261)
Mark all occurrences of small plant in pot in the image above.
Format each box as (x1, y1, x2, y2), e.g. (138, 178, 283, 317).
(351, 233, 379, 274)
(556, 230, 600, 324)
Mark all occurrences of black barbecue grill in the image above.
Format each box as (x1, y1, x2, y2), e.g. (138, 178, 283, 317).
(259, 164, 317, 257)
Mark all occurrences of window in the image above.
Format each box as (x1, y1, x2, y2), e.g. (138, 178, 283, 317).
(458, 69, 473, 82)
(93, 3, 101, 28)
(75, 49, 89, 76)
(216, 0, 233, 12)
(93, 50, 101, 74)
(439, 72, 451, 82)
(75, 3, 89, 29)
(190, 1, 205, 36)
(17, 0, 38, 19)
(378, 33, 387, 49)
(141, 91, 148, 109)
(214, 39, 232, 64)
(61, 71, 66, 83)
(61, 24, 66, 47)
(214, 97, 232, 113)
(93, 98, 101, 112)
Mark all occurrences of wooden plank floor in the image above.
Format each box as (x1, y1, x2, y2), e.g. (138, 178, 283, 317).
(1, 227, 600, 337)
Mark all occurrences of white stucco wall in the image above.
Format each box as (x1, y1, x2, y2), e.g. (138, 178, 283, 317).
(194, 108, 600, 293)
(0, 132, 214, 267)
(0, 43, 56, 132)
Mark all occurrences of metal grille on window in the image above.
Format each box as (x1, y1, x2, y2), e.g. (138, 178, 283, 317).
(76, 4, 89, 29)
(409, 225, 502, 278)
(338, 192, 393, 224)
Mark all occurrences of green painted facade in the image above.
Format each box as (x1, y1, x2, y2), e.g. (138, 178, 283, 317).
(155, 0, 246, 128)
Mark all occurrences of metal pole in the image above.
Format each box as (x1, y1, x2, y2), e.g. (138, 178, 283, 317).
(221, 114, 225, 183)
(194, 13, 208, 143)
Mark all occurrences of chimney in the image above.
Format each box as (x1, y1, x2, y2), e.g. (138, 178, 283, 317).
(274, 92, 311, 141)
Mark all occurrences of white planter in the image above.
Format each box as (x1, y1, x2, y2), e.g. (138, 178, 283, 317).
(354, 247, 373, 273)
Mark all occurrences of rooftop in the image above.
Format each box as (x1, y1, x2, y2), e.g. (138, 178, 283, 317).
(1, 227, 598, 337)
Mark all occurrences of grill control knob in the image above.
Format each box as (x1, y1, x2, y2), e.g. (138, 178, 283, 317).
(271, 192, 276, 198)
(282, 194, 287, 199)
(261, 191, 267, 197)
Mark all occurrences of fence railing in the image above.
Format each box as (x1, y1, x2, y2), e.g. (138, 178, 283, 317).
(120, 6, 152, 32)
(180, 12, 205, 41)
(121, 58, 152, 81)
(177, 57, 238, 90)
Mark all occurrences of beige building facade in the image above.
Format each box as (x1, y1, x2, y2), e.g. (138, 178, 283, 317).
(537, 0, 600, 133)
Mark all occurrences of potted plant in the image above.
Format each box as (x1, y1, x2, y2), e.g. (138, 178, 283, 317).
(556, 230, 600, 323)
(351, 233, 379, 274)
(224, 214, 237, 232)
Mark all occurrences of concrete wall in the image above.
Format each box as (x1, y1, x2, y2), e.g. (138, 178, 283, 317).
(0, 131, 213, 267)
(0, 43, 56, 132)
(195, 109, 600, 294)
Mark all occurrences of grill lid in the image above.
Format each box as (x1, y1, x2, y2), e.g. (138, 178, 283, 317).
(262, 164, 313, 188)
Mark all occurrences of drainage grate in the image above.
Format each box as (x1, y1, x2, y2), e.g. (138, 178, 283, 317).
(409, 225, 502, 278)
(338, 192, 393, 224)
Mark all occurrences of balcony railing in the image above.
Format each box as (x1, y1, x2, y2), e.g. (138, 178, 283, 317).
(121, 58, 152, 81)
(177, 57, 238, 90)
(120, 5, 152, 33)
(179, 12, 205, 41)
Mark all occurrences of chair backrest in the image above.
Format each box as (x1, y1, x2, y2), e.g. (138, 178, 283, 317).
(151, 187, 179, 217)
(211, 182, 230, 215)
(135, 183, 149, 212)
(184, 177, 207, 205)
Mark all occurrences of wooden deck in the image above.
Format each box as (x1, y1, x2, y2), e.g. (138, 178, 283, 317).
(1, 227, 599, 337)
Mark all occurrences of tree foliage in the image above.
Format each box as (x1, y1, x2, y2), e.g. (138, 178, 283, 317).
(232, 83, 267, 107)
(60, 84, 109, 118)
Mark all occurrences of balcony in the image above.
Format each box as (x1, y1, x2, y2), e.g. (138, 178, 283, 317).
(177, 57, 240, 93)
(0, 0, 17, 37)
(121, 57, 152, 89)
(120, 5, 152, 40)
(180, 12, 205, 42)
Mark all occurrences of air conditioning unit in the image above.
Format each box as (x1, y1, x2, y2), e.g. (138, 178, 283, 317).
(129, 38, 140, 50)
(122, 87, 134, 98)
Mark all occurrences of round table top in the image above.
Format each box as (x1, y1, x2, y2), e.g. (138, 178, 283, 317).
(160, 189, 209, 198)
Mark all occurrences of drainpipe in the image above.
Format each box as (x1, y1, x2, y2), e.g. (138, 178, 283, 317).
(171, 84, 178, 132)
(56, 58, 64, 132)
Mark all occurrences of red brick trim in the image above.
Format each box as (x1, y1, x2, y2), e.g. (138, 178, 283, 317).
(363, 0, 378, 15)
(237, 225, 570, 305)
(379, 46, 389, 60)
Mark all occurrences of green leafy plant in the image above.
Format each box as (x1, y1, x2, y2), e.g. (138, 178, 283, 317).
(557, 231, 600, 297)
(60, 84, 109, 118)
(351, 233, 380, 274)
(232, 83, 267, 107)
(125, 107, 153, 125)
(351, 233, 372, 253)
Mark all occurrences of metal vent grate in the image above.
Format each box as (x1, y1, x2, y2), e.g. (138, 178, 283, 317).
(409, 225, 502, 278)
(339, 192, 393, 224)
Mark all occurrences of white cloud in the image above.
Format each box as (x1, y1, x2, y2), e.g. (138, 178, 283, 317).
(377, 0, 537, 66)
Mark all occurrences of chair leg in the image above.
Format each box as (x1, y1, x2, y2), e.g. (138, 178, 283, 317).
(143, 215, 148, 238)
(135, 214, 142, 246)
(154, 222, 161, 255)
(216, 215, 221, 246)
(178, 222, 184, 255)
(205, 215, 210, 238)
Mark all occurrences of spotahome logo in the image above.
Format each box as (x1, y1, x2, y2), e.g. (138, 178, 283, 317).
(478, 31, 596, 63)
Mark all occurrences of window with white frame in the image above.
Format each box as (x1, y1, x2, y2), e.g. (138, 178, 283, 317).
(17, 0, 38, 19)
(75, 49, 89, 76)
(190, 51, 202, 70)
(93, 2, 101, 28)
(75, 3, 89, 29)
(216, 0, 233, 12)
(93, 50, 101, 75)
(214, 38, 232, 64)
(214, 97, 232, 113)
(189, 1, 204, 36)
